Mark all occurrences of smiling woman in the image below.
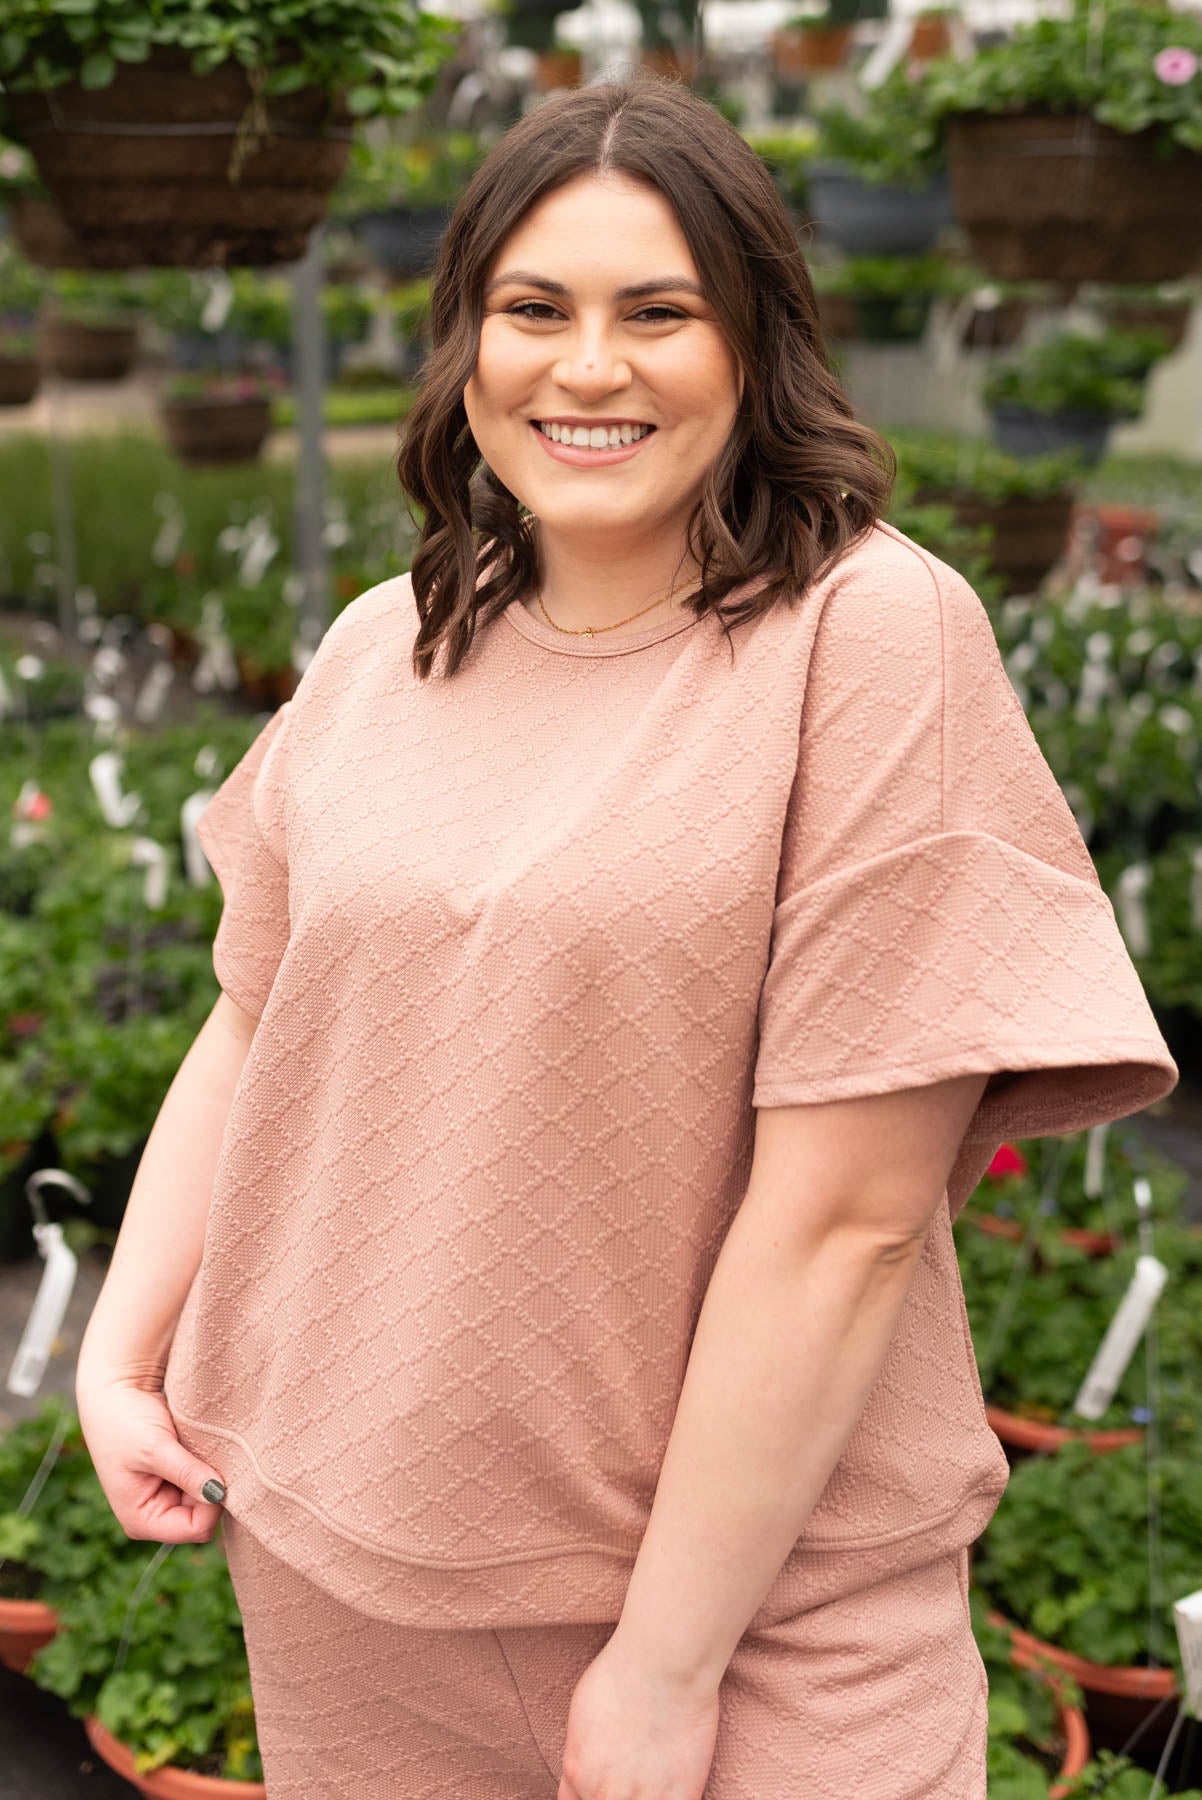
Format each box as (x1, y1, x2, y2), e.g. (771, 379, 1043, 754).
(142, 70, 1179, 1800)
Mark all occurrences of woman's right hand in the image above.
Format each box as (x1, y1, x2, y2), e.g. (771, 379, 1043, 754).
(76, 1377, 229, 1546)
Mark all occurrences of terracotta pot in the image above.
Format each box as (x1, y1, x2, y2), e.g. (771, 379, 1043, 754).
(1049, 1696, 1092, 1797)
(534, 49, 582, 90)
(165, 625, 202, 669)
(946, 113, 1202, 285)
(161, 397, 273, 467)
(36, 309, 140, 381)
(1069, 502, 1161, 586)
(1103, 302, 1192, 354)
(909, 14, 952, 59)
(5, 47, 354, 271)
(6, 189, 93, 270)
(985, 1402, 1144, 1456)
(966, 1207, 1118, 1258)
(0, 1594, 59, 1673)
(85, 1716, 265, 1798)
(0, 354, 40, 407)
(986, 1607, 1183, 1776)
(638, 47, 702, 81)
(771, 24, 854, 73)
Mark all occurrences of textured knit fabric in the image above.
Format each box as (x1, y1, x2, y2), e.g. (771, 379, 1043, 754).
(220, 1510, 988, 1799)
(164, 519, 1178, 1631)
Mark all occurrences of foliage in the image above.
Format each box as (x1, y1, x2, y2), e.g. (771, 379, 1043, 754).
(891, 431, 1084, 502)
(41, 267, 148, 327)
(982, 328, 1174, 420)
(741, 126, 817, 212)
(915, 0, 1202, 154)
(810, 252, 969, 298)
(969, 1587, 1084, 1797)
(1058, 1750, 1202, 1798)
(0, 132, 37, 189)
(28, 1525, 262, 1782)
(329, 130, 489, 216)
(161, 371, 278, 405)
(972, 1439, 1201, 1677)
(812, 67, 947, 189)
(0, 0, 459, 127)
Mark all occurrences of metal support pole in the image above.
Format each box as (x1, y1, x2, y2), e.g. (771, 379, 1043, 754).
(46, 375, 78, 641)
(290, 223, 329, 664)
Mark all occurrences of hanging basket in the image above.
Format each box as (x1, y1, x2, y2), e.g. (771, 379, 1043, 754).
(985, 1402, 1144, 1458)
(349, 205, 452, 279)
(5, 48, 355, 271)
(0, 1594, 59, 1673)
(6, 189, 93, 270)
(945, 113, 1202, 286)
(1100, 301, 1193, 354)
(160, 395, 273, 467)
(989, 401, 1114, 467)
(36, 306, 140, 381)
(913, 491, 1076, 594)
(85, 1716, 265, 1798)
(0, 353, 41, 407)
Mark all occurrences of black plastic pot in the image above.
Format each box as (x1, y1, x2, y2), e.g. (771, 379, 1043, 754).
(806, 161, 952, 257)
(350, 205, 451, 278)
(989, 402, 1114, 467)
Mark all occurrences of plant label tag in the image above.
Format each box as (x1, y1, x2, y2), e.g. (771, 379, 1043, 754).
(181, 792, 216, 887)
(6, 1223, 78, 1399)
(89, 751, 142, 828)
(1073, 1254, 1168, 1420)
(129, 836, 169, 910)
(1114, 863, 1152, 958)
(1174, 1590, 1202, 1717)
(133, 660, 174, 725)
(200, 270, 236, 334)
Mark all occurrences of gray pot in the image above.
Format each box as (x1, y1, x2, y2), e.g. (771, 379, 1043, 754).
(989, 402, 1113, 467)
(350, 205, 452, 278)
(806, 161, 952, 257)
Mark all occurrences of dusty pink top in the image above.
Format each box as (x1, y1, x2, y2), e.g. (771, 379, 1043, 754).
(164, 521, 1177, 1630)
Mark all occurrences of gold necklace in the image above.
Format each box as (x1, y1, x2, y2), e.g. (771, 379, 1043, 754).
(537, 575, 699, 638)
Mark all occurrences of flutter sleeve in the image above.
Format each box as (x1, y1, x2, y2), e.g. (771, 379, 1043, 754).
(195, 702, 294, 1023)
(751, 534, 1178, 1219)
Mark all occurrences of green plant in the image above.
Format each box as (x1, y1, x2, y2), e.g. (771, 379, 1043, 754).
(970, 1587, 1085, 1797)
(0, 238, 45, 317)
(973, 1438, 1201, 1679)
(42, 269, 147, 328)
(382, 276, 432, 341)
(162, 371, 278, 405)
(1058, 1750, 1202, 1798)
(0, 0, 458, 128)
(982, 328, 1173, 420)
(813, 67, 946, 188)
(742, 127, 818, 213)
(810, 252, 967, 299)
(0, 327, 34, 355)
(891, 432, 1084, 502)
(29, 1528, 262, 1781)
(915, 0, 1202, 154)
(329, 130, 488, 216)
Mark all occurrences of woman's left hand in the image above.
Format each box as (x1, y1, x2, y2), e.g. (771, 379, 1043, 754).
(556, 1632, 721, 1800)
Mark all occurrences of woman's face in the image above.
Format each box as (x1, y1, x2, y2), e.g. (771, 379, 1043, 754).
(464, 172, 742, 551)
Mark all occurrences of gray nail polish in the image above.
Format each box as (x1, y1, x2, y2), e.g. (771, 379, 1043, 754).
(201, 1478, 226, 1504)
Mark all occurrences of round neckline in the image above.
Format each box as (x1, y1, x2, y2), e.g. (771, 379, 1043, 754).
(502, 595, 702, 657)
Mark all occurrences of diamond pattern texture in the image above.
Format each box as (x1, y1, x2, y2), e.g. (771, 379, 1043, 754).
(164, 522, 1177, 1632)
(221, 1510, 988, 1798)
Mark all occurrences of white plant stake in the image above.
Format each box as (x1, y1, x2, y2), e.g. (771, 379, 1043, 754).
(1083, 1122, 1108, 1199)
(1174, 1590, 1202, 1718)
(133, 658, 174, 725)
(199, 268, 236, 333)
(1189, 846, 1202, 934)
(181, 792, 216, 887)
(6, 1171, 90, 1399)
(89, 751, 143, 828)
(1114, 861, 1153, 957)
(130, 836, 169, 911)
(1073, 1254, 1169, 1420)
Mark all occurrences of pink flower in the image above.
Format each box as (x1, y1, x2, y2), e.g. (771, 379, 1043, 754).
(1154, 46, 1199, 85)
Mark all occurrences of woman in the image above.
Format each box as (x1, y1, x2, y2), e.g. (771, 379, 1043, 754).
(76, 77, 1177, 1799)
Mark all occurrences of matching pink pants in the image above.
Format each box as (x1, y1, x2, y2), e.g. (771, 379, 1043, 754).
(220, 1512, 987, 1799)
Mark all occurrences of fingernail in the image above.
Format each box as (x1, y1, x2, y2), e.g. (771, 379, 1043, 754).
(201, 1479, 226, 1504)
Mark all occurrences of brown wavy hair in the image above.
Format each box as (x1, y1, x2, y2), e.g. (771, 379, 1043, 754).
(396, 74, 895, 682)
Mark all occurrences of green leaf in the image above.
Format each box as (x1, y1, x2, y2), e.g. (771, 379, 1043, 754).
(79, 50, 116, 89)
(346, 83, 382, 115)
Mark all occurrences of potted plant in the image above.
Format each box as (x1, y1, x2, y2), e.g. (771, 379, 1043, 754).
(982, 327, 1173, 465)
(808, 71, 951, 256)
(1092, 282, 1198, 354)
(0, 1, 459, 271)
(27, 1525, 264, 1791)
(0, 1399, 148, 1673)
(771, 0, 885, 76)
(35, 270, 145, 381)
(916, 0, 1202, 284)
(971, 1589, 1092, 1796)
(223, 577, 301, 706)
(975, 1441, 1201, 1779)
(811, 253, 961, 343)
(159, 372, 278, 468)
(957, 280, 1042, 351)
(962, 1129, 1187, 1258)
(743, 127, 817, 230)
(334, 132, 487, 278)
(891, 432, 1082, 592)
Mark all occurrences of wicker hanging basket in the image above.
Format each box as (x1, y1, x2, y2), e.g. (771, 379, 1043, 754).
(946, 113, 1202, 286)
(5, 47, 355, 271)
(6, 189, 93, 270)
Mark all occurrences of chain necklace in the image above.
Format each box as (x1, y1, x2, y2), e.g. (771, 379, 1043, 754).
(536, 574, 699, 638)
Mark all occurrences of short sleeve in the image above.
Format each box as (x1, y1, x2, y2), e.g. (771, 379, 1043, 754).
(751, 532, 1178, 1214)
(195, 702, 293, 1022)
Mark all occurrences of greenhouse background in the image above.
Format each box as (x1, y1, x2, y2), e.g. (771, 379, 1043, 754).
(3, 0, 1202, 1792)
